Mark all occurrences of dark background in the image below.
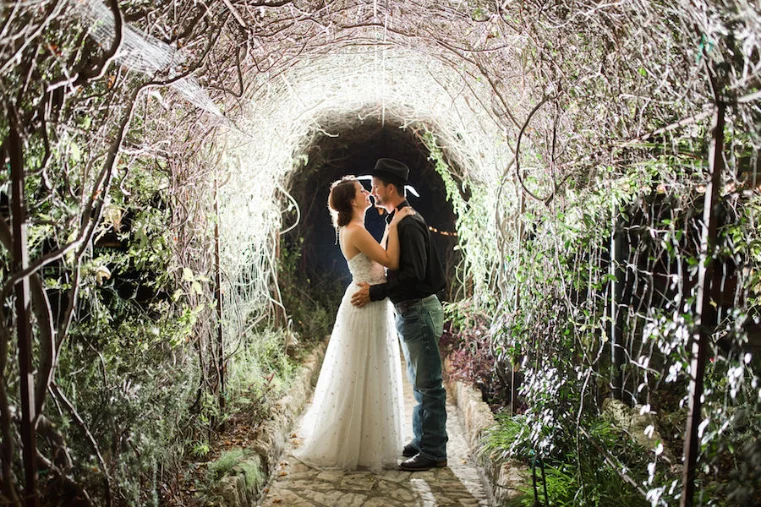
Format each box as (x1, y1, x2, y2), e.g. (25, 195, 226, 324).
(283, 114, 460, 298)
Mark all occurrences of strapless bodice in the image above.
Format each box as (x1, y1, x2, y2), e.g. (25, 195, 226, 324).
(347, 253, 387, 285)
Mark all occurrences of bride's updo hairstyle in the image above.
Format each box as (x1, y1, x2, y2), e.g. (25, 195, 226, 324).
(328, 176, 358, 229)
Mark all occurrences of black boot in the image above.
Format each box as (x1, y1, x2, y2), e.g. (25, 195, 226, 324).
(402, 443, 419, 458)
(399, 454, 447, 471)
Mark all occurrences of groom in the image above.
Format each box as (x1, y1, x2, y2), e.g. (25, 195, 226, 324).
(351, 158, 448, 471)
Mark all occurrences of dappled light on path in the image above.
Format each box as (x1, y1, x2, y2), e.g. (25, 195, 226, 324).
(259, 360, 491, 506)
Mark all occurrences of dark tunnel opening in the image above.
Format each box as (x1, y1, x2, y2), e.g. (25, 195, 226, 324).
(280, 114, 461, 336)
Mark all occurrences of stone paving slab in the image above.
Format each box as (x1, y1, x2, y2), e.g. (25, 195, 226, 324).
(258, 360, 493, 507)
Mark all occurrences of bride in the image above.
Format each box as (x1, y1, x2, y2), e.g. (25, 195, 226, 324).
(294, 175, 412, 471)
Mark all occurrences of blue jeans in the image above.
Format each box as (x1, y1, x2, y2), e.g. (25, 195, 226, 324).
(395, 295, 448, 461)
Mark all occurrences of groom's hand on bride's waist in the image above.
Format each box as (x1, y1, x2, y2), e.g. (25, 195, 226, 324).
(351, 282, 371, 307)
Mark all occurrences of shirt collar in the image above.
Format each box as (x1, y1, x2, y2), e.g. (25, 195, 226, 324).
(385, 200, 410, 224)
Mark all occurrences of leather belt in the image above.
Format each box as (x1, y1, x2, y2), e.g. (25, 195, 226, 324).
(394, 295, 435, 313)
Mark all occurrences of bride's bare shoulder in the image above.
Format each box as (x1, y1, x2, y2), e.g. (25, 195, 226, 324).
(340, 224, 366, 253)
(341, 223, 368, 239)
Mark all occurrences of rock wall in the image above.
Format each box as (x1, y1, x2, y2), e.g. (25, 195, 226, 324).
(214, 340, 327, 505)
(444, 357, 530, 506)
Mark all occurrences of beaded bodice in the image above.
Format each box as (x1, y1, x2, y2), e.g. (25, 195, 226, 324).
(347, 252, 387, 285)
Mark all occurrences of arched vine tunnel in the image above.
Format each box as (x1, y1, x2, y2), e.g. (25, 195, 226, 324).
(1, 1, 760, 505)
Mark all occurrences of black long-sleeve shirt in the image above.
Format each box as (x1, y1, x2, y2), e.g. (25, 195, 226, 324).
(369, 201, 446, 304)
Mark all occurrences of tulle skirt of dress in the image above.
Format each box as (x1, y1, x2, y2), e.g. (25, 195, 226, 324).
(293, 283, 405, 472)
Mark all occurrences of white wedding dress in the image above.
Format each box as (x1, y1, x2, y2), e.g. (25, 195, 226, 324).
(294, 252, 405, 472)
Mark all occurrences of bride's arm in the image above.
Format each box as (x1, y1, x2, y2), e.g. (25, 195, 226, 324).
(384, 222, 401, 270)
(349, 226, 400, 269)
(348, 209, 413, 270)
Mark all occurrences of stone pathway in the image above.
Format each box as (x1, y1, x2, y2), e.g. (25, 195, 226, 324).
(258, 362, 493, 506)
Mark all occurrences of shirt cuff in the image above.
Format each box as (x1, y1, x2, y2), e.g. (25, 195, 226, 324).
(369, 283, 387, 301)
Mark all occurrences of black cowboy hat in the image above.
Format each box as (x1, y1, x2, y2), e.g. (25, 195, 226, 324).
(369, 158, 409, 184)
